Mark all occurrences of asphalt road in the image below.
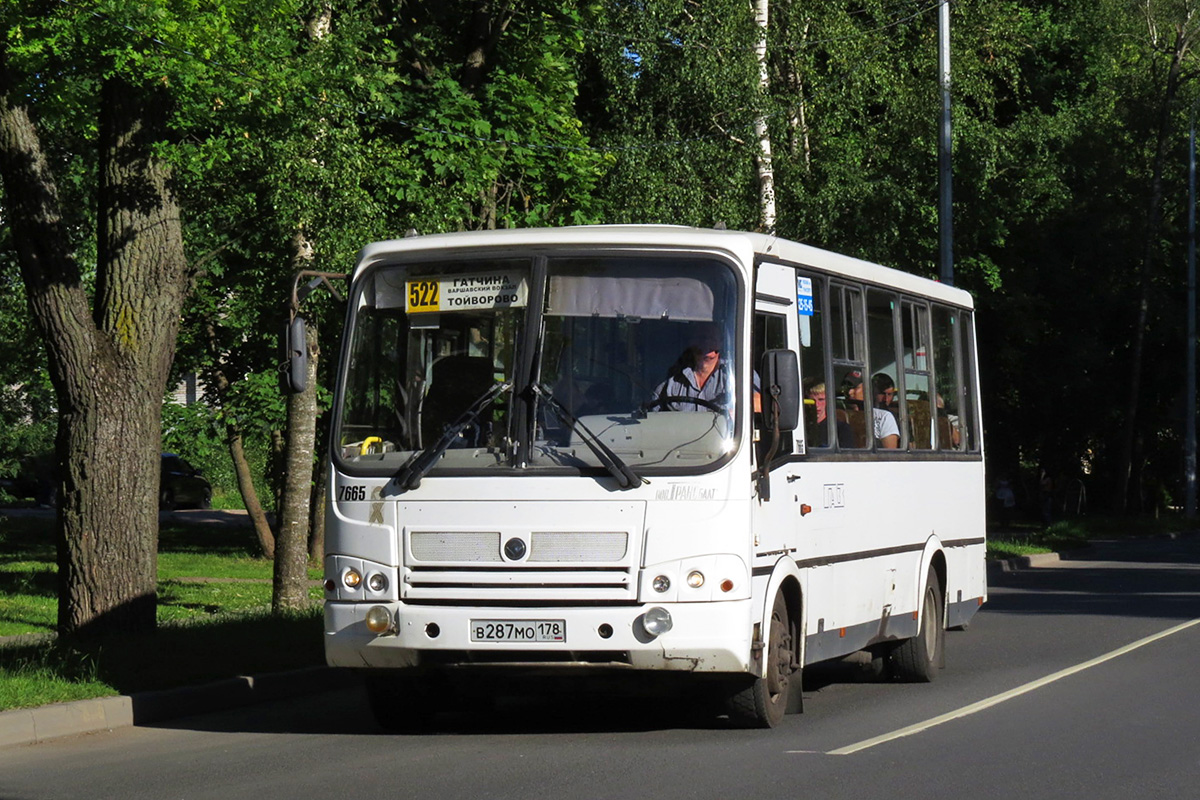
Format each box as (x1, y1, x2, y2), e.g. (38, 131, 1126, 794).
(4, 535, 1199, 800)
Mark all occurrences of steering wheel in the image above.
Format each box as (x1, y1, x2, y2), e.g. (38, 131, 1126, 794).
(641, 395, 725, 413)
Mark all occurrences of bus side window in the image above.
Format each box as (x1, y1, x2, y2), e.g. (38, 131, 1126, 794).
(830, 283, 867, 449)
(902, 300, 934, 451)
(866, 289, 901, 449)
(797, 272, 833, 450)
(933, 305, 970, 450)
(753, 311, 792, 453)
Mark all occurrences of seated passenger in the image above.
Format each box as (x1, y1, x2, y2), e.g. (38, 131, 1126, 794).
(872, 373, 900, 419)
(805, 378, 852, 447)
(842, 370, 899, 448)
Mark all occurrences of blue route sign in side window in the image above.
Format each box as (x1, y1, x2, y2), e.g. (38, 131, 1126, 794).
(797, 276, 814, 317)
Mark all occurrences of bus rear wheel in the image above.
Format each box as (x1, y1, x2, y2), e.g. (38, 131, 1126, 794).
(889, 567, 944, 682)
(726, 593, 796, 728)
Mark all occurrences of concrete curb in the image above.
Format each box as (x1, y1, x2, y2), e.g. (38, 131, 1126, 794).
(0, 666, 356, 748)
(988, 550, 1063, 575)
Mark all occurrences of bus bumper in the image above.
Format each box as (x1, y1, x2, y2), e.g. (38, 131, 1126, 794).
(324, 599, 755, 674)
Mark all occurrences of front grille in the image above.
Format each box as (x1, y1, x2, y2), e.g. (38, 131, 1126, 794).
(404, 529, 636, 602)
(411, 531, 501, 562)
(530, 531, 627, 562)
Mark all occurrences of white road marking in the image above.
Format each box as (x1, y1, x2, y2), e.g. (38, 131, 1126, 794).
(789, 617, 1200, 756)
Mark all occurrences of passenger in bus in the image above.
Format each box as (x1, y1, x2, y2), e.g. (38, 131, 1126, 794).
(842, 370, 900, 448)
(804, 379, 852, 447)
(872, 373, 900, 419)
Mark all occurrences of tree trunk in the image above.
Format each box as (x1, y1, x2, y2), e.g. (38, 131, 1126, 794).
(229, 431, 276, 558)
(0, 68, 189, 637)
(753, 0, 777, 234)
(460, 2, 515, 93)
(203, 320, 276, 557)
(274, 318, 319, 611)
(1116, 30, 1189, 511)
(309, 446, 327, 562)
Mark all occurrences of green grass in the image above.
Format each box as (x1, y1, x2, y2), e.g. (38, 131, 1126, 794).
(0, 512, 326, 711)
(0, 609, 325, 710)
(986, 514, 1195, 561)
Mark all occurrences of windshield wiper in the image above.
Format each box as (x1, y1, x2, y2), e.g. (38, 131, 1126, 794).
(532, 383, 646, 490)
(393, 381, 512, 493)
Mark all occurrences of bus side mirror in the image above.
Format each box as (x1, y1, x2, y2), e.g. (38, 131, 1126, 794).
(284, 316, 308, 394)
(761, 349, 799, 432)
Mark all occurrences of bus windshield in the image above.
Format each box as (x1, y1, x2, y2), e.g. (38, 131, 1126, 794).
(335, 253, 742, 477)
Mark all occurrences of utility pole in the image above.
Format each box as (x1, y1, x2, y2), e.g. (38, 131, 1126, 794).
(938, 0, 954, 286)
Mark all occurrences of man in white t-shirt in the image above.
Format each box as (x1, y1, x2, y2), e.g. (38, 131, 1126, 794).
(841, 369, 899, 448)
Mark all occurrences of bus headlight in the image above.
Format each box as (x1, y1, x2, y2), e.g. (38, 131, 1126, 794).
(642, 606, 673, 636)
(342, 568, 362, 589)
(686, 570, 705, 588)
(364, 605, 393, 634)
(652, 575, 671, 593)
(367, 572, 388, 593)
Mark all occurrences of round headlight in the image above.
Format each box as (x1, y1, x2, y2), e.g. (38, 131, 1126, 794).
(367, 572, 388, 593)
(686, 570, 705, 588)
(364, 605, 393, 634)
(652, 575, 671, 593)
(642, 606, 673, 636)
(342, 568, 362, 589)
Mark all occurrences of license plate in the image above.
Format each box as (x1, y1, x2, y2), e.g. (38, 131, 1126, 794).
(470, 619, 566, 643)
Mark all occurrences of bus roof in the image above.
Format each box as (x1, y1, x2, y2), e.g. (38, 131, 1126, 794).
(355, 225, 975, 310)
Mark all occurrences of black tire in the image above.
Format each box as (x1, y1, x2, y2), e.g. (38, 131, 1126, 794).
(159, 489, 175, 511)
(889, 567, 945, 682)
(727, 592, 796, 728)
(364, 674, 437, 733)
(198, 490, 212, 510)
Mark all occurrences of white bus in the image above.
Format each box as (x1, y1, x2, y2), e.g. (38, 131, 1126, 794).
(320, 225, 986, 729)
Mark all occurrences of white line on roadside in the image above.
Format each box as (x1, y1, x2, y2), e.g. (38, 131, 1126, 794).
(789, 617, 1200, 757)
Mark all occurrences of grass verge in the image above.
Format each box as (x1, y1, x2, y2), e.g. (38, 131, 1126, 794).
(986, 514, 1194, 561)
(0, 512, 325, 711)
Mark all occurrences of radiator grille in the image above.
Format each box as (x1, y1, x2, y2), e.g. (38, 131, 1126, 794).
(404, 529, 636, 602)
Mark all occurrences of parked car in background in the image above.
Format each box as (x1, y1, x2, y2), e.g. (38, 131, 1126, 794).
(0, 453, 56, 507)
(160, 453, 212, 510)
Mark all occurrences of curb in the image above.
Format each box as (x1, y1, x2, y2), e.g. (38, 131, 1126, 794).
(988, 550, 1063, 575)
(0, 666, 357, 748)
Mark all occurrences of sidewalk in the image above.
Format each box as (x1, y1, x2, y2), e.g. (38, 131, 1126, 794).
(0, 666, 356, 748)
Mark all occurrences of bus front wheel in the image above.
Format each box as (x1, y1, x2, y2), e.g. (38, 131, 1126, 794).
(726, 592, 796, 728)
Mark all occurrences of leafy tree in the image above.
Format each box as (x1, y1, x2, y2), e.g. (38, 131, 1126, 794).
(0, 2, 194, 635)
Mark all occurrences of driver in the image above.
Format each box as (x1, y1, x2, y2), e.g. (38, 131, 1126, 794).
(649, 324, 735, 411)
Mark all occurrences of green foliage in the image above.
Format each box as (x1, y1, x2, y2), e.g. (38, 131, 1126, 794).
(4, 0, 1200, 532)
(161, 401, 270, 508)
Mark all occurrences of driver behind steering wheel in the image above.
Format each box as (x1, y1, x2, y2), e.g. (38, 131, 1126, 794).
(649, 323, 736, 412)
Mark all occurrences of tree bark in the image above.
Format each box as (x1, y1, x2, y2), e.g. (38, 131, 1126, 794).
(309, 445, 327, 562)
(460, 2, 514, 94)
(1116, 27, 1190, 511)
(0, 65, 189, 637)
(202, 320, 276, 557)
(753, 0, 777, 234)
(274, 316, 319, 611)
(230, 430, 276, 558)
